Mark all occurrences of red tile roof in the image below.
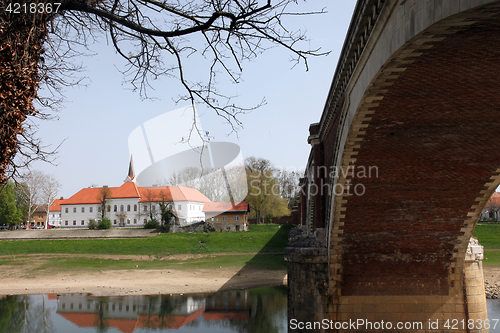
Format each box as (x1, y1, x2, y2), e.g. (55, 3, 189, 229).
(203, 202, 249, 212)
(490, 192, 500, 203)
(138, 186, 212, 203)
(61, 183, 141, 205)
(49, 199, 65, 212)
(61, 183, 212, 206)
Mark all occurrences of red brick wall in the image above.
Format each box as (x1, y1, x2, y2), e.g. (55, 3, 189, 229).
(335, 14, 500, 296)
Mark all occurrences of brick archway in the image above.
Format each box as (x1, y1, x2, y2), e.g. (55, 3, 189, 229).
(330, 4, 500, 299)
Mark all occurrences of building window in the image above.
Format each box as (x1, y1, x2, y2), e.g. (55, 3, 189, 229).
(134, 204, 137, 212)
(107, 205, 111, 212)
(73, 220, 76, 225)
(65, 207, 68, 213)
(113, 220, 117, 225)
(143, 205, 147, 212)
(90, 207, 93, 213)
(114, 205, 117, 212)
(65, 221, 68, 225)
(178, 205, 181, 210)
(144, 219, 147, 223)
(73, 207, 76, 213)
(222, 216, 228, 221)
(81, 220, 84, 225)
(152, 205, 155, 211)
(120, 205, 124, 212)
(234, 216, 240, 221)
(127, 205, 131, 212)
(127, 219, 130, 224)
(81, 207, 85, 213)
(134, 219, 137, 224)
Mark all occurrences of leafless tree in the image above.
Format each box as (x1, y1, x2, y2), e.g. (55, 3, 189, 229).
(96, 185, 112, 219)
(142, 188, 161, 221)
(276, 168, 300, 207)
(16, 170, 45, 225)
(41, 173, 61, 228)
(1, 0, 327, 184)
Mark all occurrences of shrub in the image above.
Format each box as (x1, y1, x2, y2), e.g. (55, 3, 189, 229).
(144, 219, 160, 229)
(97, 218, 112, 230)
(88, 219, 97, 230)
(203, 222, 216, 233)
(159, 223, 170, 233)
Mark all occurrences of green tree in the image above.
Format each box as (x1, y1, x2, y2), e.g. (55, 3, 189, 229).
(245, 157, 290, 223)
(0, 181, 23, 228)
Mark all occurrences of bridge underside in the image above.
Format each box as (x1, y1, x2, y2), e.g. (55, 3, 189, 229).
(340, 6, 500, 298)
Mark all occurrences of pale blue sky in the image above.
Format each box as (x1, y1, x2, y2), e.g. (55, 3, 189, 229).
(31, 2, 357, 198)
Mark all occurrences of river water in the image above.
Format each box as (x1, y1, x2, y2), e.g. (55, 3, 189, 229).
(2, 289, 500, 332)
(0, 286, 287, 333)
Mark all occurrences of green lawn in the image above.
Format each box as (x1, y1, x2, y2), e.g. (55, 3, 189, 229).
(473, 224, 500, 249)
(0, 224, 293, 256)
(0, 224, 292, 272)
(483, 251, 500, 266)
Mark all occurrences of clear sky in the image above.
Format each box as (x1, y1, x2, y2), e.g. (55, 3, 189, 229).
(30, 1, 357, 198)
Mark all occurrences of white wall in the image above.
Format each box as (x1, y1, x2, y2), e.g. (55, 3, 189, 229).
(60, 199, 207, 228)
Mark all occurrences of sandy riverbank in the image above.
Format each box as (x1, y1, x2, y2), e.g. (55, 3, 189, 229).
(0, 253, 288, 296)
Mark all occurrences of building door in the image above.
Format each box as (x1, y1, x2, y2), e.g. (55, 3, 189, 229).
(120, 218, 124, 227)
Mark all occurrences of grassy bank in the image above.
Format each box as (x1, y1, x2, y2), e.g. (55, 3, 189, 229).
(472, 224, 500, 266)
(0, 224, 293, 256)
(473, 224, 500, 249)
(0, 224, 293, 273)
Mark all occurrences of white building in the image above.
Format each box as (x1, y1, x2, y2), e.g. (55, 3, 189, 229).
(48, 198, 64, 227)
(59, 182, 212, 228)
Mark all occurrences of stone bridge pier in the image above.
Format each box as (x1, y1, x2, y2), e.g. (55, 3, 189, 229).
(286, 0, 500, 331)
(287, 236, 487, 332)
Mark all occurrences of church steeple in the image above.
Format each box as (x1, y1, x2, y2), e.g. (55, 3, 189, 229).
(124, 155, 136, 182)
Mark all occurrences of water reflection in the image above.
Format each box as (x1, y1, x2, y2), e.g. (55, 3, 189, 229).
(0, 286, 287, 333)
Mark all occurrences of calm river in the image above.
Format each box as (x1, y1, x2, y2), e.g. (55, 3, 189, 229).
(2, 289, 500, 332)
(0, 286, 287, 333)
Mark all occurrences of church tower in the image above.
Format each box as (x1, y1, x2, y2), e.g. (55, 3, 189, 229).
(124, 155, 136, 183)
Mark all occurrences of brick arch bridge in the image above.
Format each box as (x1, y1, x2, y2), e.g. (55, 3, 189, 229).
(286, 1, 500, 332)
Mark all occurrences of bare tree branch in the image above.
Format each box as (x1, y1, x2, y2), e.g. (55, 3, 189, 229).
(1, 0, 328, 184)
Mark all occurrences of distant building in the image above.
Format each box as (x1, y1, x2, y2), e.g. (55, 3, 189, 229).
(59, 182, 211, 228)
(204, 202, 249, 232)
(481, 192, 500, 220)
(56, 157, 248, 230)
(48, 198, 64, 227)
(30, 206, 47, 227)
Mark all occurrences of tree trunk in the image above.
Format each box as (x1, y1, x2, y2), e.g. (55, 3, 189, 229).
(0, 5, 48, 184)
